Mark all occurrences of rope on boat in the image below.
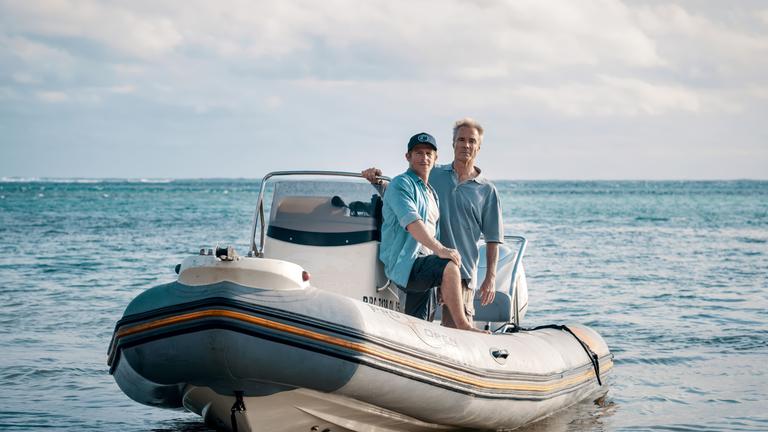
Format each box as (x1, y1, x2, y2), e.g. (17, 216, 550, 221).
(499, 324, 603, 386)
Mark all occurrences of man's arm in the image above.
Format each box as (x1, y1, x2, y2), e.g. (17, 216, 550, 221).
(406, 220, 461, 267)
(479, 185, 504, 305)
(478, 242, 498, 305)
(362, 167, 389, 195)
(384, 175, 459, 265)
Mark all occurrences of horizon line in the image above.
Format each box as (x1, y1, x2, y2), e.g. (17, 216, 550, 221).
(2, 176, 767, 182)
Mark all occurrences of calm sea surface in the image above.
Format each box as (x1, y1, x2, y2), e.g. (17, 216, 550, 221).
(0, 179, 766, 431)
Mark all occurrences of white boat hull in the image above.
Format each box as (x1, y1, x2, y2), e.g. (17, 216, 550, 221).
(109, 257, 612, 431)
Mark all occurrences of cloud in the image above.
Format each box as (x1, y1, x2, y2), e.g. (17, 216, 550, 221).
(1, 0, 182, 59)
(2, 1, 760, 84)
(634, 4, 768, 79)
(163, 0, 664, 80)
(0, 1, 665, 73)
(264, 95, 284, 110)
(32, 86, 135, 104)
(759, 9, 768, 26)
(12, 72, 39, 84)
(750, 85, 768, 100)
(0, 86, 18, 100)
(512, 76, 709, 116)
(0, 34, 79, 86)
(0, 34, 75, 65)
(1, 1, 767, 179)
(1, 0, 763, 117)
(111, 63, 146, 77)
(106, 84, 135, 94)
(36, 90, 68, 103)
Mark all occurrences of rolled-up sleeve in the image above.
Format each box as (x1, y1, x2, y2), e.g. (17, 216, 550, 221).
(387, 176, 422, 228)
(481, 185, 503, 243)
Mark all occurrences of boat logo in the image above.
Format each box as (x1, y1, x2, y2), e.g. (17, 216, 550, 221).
(364, 303, 458, 348)
(411, 324, 458, 349)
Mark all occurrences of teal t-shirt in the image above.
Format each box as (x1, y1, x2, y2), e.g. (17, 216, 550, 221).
(379, 169, 440, 288)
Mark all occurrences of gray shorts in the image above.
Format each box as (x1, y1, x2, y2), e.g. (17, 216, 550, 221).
(397, 255, 450, 321)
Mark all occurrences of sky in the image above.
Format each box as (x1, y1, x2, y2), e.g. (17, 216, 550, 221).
(1, 0, 767, 180)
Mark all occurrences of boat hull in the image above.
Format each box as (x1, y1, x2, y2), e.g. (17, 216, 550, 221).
(109, 279, 612, 431)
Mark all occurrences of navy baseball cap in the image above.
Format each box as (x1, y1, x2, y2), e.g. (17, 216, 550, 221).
(407, 132, 437, 152)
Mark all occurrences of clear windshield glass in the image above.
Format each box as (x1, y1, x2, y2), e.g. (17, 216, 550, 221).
(269, 178, 381, 234)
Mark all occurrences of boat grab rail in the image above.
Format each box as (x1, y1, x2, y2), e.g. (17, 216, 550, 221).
(249, 171, 390, 257)
(502, 234, 527, 327)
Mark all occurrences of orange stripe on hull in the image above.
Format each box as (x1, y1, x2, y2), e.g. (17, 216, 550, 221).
(114, 309, 612, 393)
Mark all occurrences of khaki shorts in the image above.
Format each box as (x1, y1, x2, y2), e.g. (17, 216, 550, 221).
(440, 280, 475, 326)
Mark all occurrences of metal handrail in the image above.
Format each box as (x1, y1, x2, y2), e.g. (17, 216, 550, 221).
(503, 234, 527, 327)
(375, 279, 399, 299)
(249, 170, 390, 256)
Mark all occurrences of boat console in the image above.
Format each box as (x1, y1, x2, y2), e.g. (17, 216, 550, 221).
(250, 171, 527, 326)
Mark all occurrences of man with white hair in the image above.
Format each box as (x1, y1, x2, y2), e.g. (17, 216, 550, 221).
(364, 118, 503, 329)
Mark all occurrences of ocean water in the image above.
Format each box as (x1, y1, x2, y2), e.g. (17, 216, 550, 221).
(0, 179, 766, 431)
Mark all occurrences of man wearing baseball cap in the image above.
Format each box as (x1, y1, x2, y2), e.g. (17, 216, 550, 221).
(379, 132, 484, 332)
(365, 118, 503, 330)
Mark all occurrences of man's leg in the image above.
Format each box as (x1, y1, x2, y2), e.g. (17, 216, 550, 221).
(440, 262, 483, 332)
(441, 282, 474, 328)
(402, 286, 436, 321)
(400, 256, 446, 321)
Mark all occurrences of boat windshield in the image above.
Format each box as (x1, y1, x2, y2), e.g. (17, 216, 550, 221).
(260, 177, 382, 248)
(251, 171, 388, 255)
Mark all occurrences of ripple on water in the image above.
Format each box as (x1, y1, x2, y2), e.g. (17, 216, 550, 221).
(736, 237, 767, 244)
(639, 419, 768, 432)
(0, 412, 72, 430)
(618, 355, 705, 366)
(0, 364, 102, 382)
(671, 331, 768, 352)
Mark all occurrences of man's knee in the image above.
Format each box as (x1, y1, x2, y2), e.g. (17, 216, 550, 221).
(443, 260, 459, 278)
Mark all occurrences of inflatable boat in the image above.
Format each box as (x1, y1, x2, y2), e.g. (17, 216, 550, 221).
(108, 171, 613, 431)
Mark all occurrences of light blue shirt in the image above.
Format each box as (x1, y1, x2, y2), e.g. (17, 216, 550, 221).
(379, 169, 440, 288)
(429, 164, 503, 288)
